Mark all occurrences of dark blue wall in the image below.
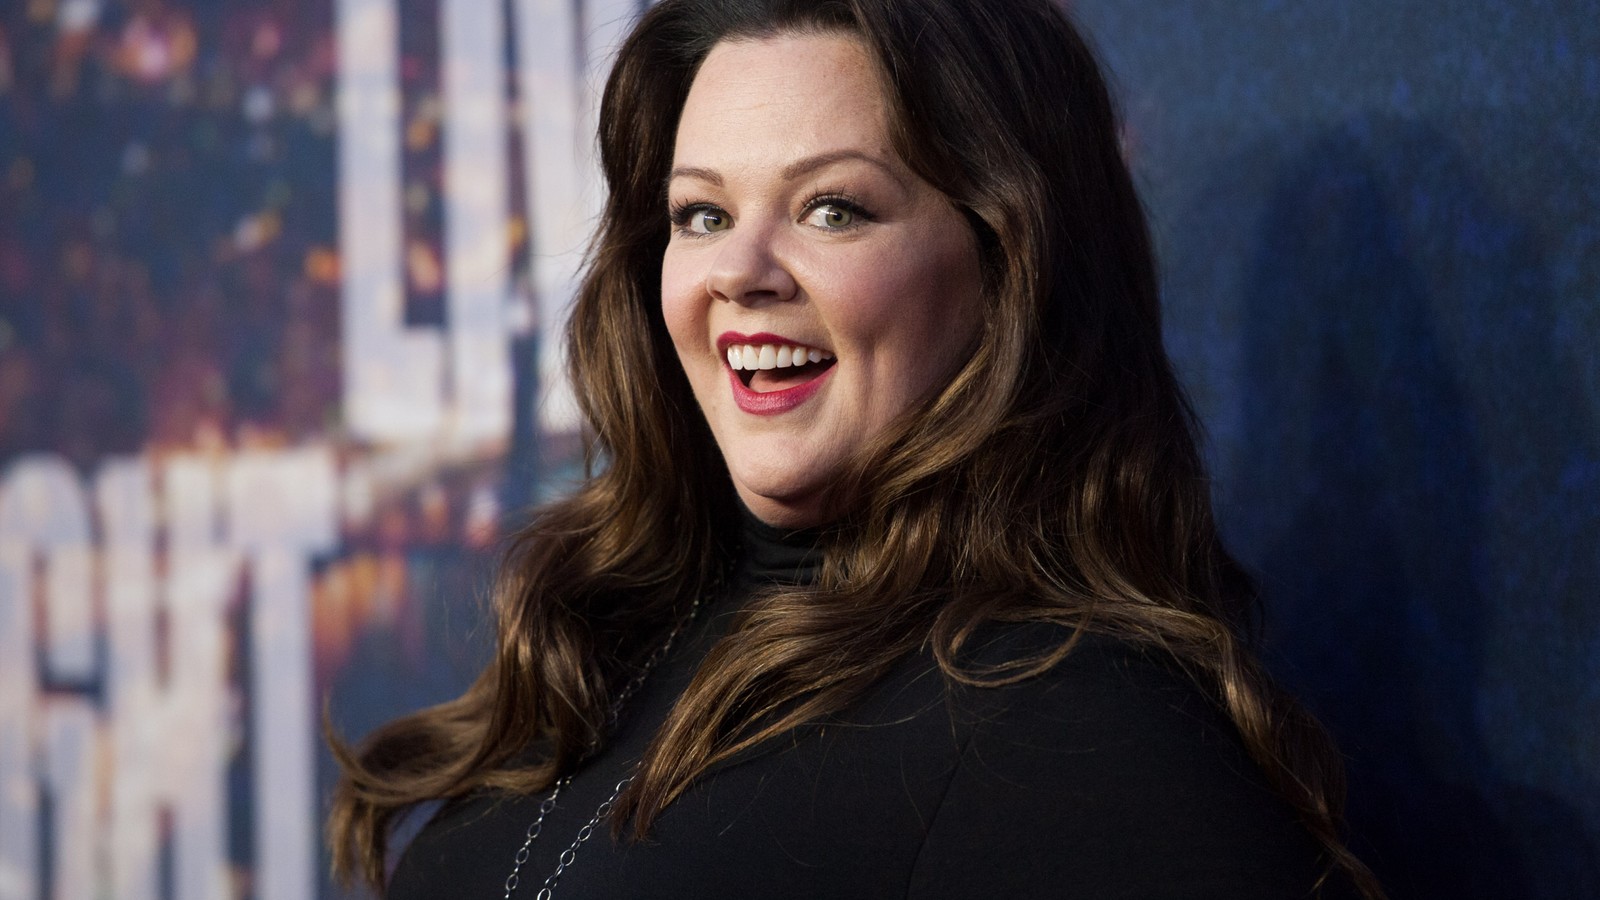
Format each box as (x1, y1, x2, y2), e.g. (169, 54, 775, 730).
(1072, 2, 1599, 896)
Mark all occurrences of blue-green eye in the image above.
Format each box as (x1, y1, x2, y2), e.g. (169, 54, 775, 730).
(803, 203, 855, 229)
(689, 208, 730, 233)
(670, 202, 731, 235)
(801, 196, 872, 230)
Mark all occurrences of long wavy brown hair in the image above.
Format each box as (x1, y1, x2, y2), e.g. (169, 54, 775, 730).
(329, 0, 1383, 895)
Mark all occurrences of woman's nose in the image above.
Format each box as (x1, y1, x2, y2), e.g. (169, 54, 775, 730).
(704, 223, 798, 305)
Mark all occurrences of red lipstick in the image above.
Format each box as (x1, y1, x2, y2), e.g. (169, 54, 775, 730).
(716, 331, 818, 352)
(727, 364, 834, 415)
(716, 331, 835, 416)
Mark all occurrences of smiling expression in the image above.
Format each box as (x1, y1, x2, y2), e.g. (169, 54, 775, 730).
(661, 32, 983, 528)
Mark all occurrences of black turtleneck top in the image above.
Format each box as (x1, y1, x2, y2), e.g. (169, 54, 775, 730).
(386, 514, 1353, 899)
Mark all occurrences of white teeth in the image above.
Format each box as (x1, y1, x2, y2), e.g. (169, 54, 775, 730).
(726, 342, 835, 371)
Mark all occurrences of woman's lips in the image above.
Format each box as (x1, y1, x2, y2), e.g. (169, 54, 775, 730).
(717, 330, 836, 415)
(727, 363, 834, 415)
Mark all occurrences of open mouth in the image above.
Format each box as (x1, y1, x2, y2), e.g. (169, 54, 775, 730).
(726, 342, 837, 393)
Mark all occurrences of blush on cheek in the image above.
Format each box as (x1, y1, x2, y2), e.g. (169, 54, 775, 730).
(660, 278, 705, 365)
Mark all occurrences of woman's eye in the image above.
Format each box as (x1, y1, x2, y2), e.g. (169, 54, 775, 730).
(690, 209, 730, 233)
(803, 203, 856, 229)
(671, 203, 731, 235)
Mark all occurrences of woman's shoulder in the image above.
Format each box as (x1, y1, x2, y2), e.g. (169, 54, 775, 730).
(845, 618, 1242, 754)
(842, 617, 1278, 799)
(945, 620, 1237, 746)
(898, 619, 1355, 899)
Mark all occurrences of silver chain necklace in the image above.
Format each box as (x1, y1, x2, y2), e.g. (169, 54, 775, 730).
(503, 596, 703, 899)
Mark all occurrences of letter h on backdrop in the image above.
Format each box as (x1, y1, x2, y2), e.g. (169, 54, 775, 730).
(0, 451, 336, 900)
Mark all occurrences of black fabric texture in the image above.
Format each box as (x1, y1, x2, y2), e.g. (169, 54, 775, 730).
(386, 513, 1353, 899)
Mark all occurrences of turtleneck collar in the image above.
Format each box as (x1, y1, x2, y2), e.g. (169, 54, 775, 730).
(732, 502, 824, 589)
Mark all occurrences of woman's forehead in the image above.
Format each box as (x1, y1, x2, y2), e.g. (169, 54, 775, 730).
(672, 34, 897, 177)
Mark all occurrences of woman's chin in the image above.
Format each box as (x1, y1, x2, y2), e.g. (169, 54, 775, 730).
(730, 482, 832, 529)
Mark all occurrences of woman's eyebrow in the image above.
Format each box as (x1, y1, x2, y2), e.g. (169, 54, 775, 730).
(666, 150, 908, 189)
(668, 165, 722, 186)
(778, 149, 906, 186)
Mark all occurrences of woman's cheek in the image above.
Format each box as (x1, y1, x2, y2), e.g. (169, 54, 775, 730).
(659, 256, 703, 352)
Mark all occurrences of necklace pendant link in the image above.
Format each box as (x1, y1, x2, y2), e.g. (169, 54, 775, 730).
(503, 597, 703, 898)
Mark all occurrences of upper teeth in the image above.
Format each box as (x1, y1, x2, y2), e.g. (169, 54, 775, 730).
(727, 343, 833, 371)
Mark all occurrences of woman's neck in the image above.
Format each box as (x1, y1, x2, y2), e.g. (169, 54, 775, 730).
(732, 502, 824, 589)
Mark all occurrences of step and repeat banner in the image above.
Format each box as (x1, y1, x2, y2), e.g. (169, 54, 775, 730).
(3, 1, 1597, 899)
(1, 0, 634, 896)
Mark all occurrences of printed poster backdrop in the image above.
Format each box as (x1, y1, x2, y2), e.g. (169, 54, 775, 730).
(0, 1, 1595, 898)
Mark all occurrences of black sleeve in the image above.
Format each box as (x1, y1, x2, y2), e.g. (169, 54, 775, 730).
(905, 636, 1353, 899)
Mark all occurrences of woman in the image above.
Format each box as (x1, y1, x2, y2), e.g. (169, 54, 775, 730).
(331, 0, 1383, 897)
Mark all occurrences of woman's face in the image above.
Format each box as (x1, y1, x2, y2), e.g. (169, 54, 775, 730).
(662, 32, 983, 528)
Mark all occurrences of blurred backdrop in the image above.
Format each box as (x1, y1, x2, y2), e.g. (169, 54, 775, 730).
(0, 0, 1594, 898)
